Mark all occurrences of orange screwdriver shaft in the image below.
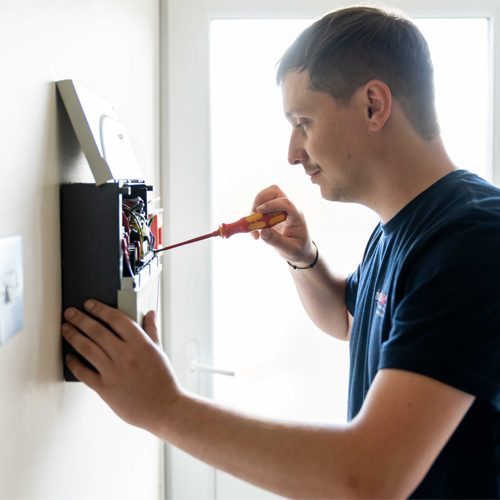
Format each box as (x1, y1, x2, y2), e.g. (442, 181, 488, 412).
(155, 212, 287, 254)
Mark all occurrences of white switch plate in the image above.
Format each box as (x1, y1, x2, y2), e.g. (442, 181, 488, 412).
(0, 236, 24, 345)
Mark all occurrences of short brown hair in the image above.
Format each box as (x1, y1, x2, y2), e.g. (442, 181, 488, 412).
(276, 5, 440, 140)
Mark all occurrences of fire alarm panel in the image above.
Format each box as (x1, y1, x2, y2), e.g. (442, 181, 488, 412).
(57, 80, 163, 381)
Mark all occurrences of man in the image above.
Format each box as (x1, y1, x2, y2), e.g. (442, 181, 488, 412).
(61, 5, 500, 498)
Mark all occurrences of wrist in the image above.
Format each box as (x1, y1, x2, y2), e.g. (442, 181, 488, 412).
(287, 241, 319, 271)
(150, 385, 190, 438)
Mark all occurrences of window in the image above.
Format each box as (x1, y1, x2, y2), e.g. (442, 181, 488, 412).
(210, 17, 490, 424)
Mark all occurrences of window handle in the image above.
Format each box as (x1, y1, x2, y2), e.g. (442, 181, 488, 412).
(190, 360, 235, 377)
(186, 340, 235, 395)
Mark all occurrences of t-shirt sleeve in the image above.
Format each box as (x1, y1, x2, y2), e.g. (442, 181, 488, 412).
(346, 265, 361, 316)
(379, 217, 500, 410)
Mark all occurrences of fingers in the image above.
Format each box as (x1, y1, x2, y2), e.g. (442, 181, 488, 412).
(256, 197, 299, 218)
(250, 185, 315, 265)
(250, 185, 301, 219)
(143, 310, 161, 345)
(250, 231, 260, 240)
(81, 300, 142, 342)
(63, 306, 123, 352)
(250, 185, 289, 242)
(251, 185, 287, 212)
(61, 322, 111, 373)
(65, 353, 102, 389)
(260, 227, 287, 248)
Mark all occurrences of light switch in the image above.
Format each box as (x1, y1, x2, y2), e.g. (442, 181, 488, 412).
(0, 236, 24, 345)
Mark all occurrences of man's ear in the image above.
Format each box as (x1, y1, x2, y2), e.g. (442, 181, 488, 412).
(362, 80, 392, 132)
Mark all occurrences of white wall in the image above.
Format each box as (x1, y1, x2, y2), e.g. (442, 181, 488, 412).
(0, 0, 161, 498)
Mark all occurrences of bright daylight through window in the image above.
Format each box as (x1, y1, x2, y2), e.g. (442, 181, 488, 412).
(210, 18, 489, 424)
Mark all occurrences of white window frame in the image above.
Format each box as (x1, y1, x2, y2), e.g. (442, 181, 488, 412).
(160, 1, 500, 498)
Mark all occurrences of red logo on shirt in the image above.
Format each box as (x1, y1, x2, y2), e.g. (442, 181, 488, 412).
(375, 290, 388, 317)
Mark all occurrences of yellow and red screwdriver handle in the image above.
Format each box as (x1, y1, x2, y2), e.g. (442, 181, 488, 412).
(155, 211, 287, 253)
(218, 211, 287, 238)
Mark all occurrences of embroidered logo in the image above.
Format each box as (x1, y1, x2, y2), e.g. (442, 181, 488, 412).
(375, 289, 388, 318)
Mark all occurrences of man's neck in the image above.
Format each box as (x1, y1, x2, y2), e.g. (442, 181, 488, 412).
(365, 135, 457, 224)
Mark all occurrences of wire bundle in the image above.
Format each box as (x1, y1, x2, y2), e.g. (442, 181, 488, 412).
(122, 197, 156, 276)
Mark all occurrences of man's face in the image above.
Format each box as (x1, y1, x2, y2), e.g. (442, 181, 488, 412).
(282, 70, 369, 202)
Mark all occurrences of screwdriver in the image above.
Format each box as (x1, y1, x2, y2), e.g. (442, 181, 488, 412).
(154, 212, 287, 253)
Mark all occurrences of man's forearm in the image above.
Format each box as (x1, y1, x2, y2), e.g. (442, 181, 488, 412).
(289, 254, 350, 340)
(159, 391, 357, 499)
(153, 370, 472, 500)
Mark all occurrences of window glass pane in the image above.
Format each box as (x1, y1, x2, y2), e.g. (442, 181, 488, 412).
(415, 18, 489, 179)
(210, 18, 489, 423)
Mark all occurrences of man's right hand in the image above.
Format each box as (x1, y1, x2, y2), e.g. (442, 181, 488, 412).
(251, 185, 317, 268)
(252, 185, 351, 341)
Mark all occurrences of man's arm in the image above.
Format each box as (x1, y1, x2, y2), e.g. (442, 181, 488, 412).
(288, 257, 354, 341)
(251, 185, 351, 341)
(62, 302, 474, 500)
(163, 369, 473, 499)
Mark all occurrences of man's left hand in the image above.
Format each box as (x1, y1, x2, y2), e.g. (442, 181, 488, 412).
(61, 300, 182, 434)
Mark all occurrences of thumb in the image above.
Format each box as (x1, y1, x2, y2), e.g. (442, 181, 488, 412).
(260, 228, 275, 243)
(143, 310, 161, 345)
(260, 228, 290, 255)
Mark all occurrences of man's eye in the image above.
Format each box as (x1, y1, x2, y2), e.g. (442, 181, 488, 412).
(296, 122, 306, 129)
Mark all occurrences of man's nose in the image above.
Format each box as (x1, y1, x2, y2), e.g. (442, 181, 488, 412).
(288, 133, 309, 165)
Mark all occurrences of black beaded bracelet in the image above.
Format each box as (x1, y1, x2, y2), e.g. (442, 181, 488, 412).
(287, 241, 319, 272)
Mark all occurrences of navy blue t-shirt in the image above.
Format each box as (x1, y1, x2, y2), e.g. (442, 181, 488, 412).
(346, 170, 500, 498)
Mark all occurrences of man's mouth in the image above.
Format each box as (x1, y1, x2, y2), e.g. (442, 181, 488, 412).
(305, 166, 321, 176)
(305, 168, 321, 180)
